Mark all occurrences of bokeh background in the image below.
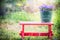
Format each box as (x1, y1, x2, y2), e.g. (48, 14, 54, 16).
(0, 0, 60, 40)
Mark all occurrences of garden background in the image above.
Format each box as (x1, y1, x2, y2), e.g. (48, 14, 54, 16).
(0, 0, 60, 40)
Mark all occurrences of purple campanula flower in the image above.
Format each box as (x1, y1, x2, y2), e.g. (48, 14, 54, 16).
(39, 4, 54, 11)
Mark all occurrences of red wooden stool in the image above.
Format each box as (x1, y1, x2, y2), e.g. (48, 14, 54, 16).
(19, 21, 53, 40)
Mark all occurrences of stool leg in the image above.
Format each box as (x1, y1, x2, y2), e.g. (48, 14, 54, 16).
(48, 25, 52, 40)
(48, 33, 52, 40)
(22, 25, 24, 40)
(21, 36, 24, 40)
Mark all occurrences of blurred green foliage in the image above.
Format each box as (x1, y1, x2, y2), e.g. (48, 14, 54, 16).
(54, 8, 60, 40)
(5, 11, 30, 22)
(0, 0, 60, 40)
